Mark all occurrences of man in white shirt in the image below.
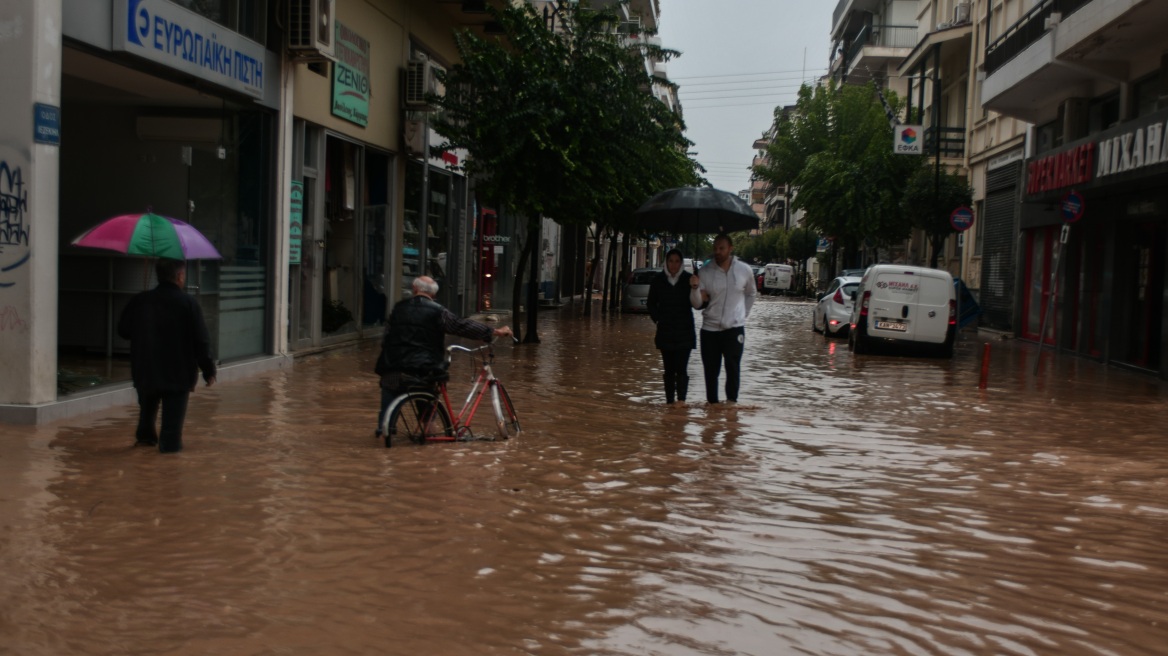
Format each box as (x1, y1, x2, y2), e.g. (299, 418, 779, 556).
(689, 233, 756, 404)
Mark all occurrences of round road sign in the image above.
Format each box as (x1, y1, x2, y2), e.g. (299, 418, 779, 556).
(1061, 190, 1085, 223)
(950, 206, 974, 232)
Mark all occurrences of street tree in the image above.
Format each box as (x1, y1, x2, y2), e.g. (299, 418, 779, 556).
(901, 166, 974, 268)
(432, 0, 698, 339)
(753, 81, 920, 268)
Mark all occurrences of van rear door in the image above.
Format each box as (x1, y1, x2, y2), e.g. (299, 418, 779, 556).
(912, 274, 952, 343)
(868, 269, 922, 340)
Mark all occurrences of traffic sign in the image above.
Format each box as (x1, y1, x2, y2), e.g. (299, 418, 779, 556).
(950, 206, 974, 232)
(1061, 190, 1085, 223)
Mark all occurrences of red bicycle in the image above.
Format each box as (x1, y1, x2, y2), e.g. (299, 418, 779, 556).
(379, 343, 520, 447)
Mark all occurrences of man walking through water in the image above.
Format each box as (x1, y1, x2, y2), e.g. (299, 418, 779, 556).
(375, 275, 512, 442)
(118, 258, 217, 453)
(690, 233, 756, 404)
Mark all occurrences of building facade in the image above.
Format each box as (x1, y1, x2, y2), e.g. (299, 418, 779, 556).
(982, 0, 1168, 377)
(0, 0, 507, 423)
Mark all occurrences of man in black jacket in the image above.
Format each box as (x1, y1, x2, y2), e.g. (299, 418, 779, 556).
(375, 276, 511, 437)
(118, 258, 217, 453)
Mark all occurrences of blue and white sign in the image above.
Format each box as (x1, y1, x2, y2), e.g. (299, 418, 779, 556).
(1061, 190, 1085, 223)
(816, 237, 830, 252)
(113, 0, 267, 99)
(33, 104, 61, 146)
(949, 206, 974, 232)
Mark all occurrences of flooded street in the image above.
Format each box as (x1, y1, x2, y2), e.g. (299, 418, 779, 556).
(2, 296, 1167, 655)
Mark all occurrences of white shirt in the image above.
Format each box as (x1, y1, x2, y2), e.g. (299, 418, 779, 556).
(690, 256, 756, 331)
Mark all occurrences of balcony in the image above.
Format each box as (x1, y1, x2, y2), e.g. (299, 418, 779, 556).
(836, 24, 917, 84)
(982, 0, 1168, 122)
(924, 127, 965, 159)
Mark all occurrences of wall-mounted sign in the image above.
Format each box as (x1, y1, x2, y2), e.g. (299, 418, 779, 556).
(33, 104, 60, 146)
(289, 180, 304, 264)
(894, 125, 923, 155)
(113, 0, 266, 99)
(331, 21, 370, 127)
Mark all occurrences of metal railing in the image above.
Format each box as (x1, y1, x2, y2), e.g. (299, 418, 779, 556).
(925, 126, 966, 158)
(845, 24, 918, 65)
(984, 0, 1095, 75)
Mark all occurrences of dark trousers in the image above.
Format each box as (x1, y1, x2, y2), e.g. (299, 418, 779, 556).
(699, 327, 745, 404)
(660, 349, 691, 403)
(136, 388, 190, 453)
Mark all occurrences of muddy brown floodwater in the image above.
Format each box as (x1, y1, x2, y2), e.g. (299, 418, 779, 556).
(2, 296, 1167, 655)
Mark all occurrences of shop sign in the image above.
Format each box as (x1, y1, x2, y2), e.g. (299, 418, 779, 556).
(289, 180, 304, 265)
(1026, 142, 1094, 195)
(113, 0, 266, 99)
(893, 125, 923, 155)
(1095, 120, 1168, 180)
(331, 21, 370, 127)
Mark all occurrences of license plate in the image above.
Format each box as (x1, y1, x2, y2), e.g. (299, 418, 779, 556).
(876, 321, 907, 331)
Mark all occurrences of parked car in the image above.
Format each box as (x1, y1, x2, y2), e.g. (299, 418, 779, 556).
(622, 267, 659, 313)
(682, 258, 696, 275)
(813, 275, 862, 336)
(762, 263, 793, 295)
(751, 265, 765, 292)
(848, 264, 957, 357)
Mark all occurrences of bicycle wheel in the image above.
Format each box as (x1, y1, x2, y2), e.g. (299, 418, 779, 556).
(491, 382, 521, 440)
(381, 392, 453, 447)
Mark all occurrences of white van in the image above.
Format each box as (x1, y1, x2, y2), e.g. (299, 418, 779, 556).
(848, 264, 956, 357)
(762, 263, 793, 295)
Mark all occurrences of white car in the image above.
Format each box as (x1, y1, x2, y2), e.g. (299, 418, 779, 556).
(848, 264, 957, 357)
(622, 267, 658, 313)
(813, 275, 861, 336)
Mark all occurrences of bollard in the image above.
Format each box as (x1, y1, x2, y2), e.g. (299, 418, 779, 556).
(979, 342, 991, 389)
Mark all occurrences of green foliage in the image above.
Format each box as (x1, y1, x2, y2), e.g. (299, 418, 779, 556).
(753, 81, 923, 254)
(901, 165, 973, 267)
(431, 1, 700, 229)
(735, 228, 789, 263)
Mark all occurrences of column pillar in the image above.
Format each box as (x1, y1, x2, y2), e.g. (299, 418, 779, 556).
(0, 0, 62, 405)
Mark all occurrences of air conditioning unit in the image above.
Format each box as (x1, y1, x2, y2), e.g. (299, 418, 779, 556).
(288, 0, 336, 62)
(954, 2, 971, 24)
(404, 59, 445, 109)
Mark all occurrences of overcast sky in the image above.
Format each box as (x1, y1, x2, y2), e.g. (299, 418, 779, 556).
(656, 0, 835, 194)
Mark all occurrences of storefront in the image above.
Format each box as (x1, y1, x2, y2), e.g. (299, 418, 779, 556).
(55, 0, 282, 403)
(1020, 109, 1168, 377)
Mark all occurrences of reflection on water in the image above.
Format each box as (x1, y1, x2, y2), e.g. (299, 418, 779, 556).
(2, 298, 1167, 655)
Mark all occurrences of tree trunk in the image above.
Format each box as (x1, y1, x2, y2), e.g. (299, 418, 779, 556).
(511, 218, 535, 342)
(525, 218, 541, 343)
(929, 234, 944, 269)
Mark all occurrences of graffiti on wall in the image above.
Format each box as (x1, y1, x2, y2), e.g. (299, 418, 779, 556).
(0, 305, 28, 333)
(0, 157, 31, 288)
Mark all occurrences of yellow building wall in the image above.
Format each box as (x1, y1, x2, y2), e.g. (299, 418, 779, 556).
(291, 0, 466, 150)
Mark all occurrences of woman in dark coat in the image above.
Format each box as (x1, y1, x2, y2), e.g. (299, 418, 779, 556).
(647, 248, 697, 404)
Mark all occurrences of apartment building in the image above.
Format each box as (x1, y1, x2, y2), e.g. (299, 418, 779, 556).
(830, 0, 918, 97)
(982, 0, 1168, 377)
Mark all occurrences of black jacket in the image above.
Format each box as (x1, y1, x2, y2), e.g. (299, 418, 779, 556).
(376, 296, 447, 375)
(647, 270, 696, 351)
(117, 281, 216, 392)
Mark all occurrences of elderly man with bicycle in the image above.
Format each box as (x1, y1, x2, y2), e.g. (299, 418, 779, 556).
(375, 276, 512, 442)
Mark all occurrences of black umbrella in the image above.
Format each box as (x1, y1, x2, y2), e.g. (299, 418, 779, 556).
(633, 186, 759, 234)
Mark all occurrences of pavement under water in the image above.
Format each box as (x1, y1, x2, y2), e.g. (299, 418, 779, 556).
(2, 297, 1167, 655)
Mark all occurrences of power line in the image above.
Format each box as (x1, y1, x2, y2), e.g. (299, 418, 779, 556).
(671, 67, 828, 81)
